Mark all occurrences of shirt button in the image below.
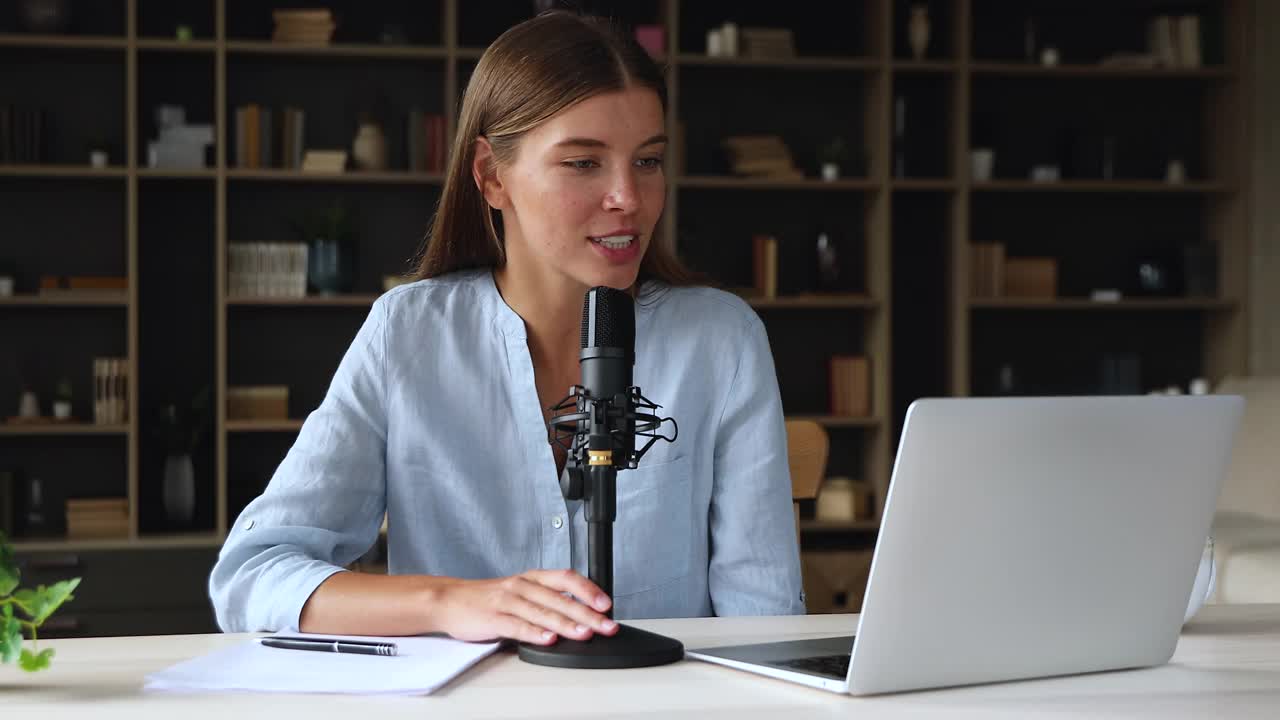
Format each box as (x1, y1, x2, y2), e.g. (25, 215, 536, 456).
(551, 516, 564, 530)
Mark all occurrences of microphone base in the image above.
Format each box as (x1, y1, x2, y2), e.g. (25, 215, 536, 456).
(516, 623, 684, 669)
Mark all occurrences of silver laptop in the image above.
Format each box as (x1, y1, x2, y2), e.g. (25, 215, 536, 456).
(687, 395, 1244, 695)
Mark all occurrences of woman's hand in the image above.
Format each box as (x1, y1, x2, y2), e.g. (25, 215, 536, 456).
(428, 569, 620, 645)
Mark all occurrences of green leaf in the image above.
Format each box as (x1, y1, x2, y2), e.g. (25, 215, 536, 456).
(19, 647, 54, 672)
(0, 534, 18, 597)
(13, 578, 81, 625)
(0, 612, 21, 665)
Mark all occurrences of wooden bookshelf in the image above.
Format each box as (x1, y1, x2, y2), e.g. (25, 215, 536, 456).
(224, 169, 443, 184)
(0, 0, 1251, 579)
(0, 33, 127, 50)
(891, 60, 958, 74)
(971, 180, 1232, 194)
(787, 415, 882, 429)
(676, 175, 878, 191)
(10, 532, 224, 553)
(892, 178, 958, 191)
(0, 164, 128, 178)
(799, 519, 881, 533)
(225, 419, 304, 433)
(135, 38, 217, 53)
(744, 294, 879, 309)
(0, 423, 130, 436)
(970, 298, 1240, 311)
(224, 40, 449, 60)
(224, 294, 380, 307)
(0, 294, 129, 307)
(675, 54, 880, 71)
(949, 0, 1250, 400)
(969, 61, 1235, 80)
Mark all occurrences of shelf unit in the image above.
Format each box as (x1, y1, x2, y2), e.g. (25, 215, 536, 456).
(948, 0, 1250, 400)
(0, 0, 1252, 566)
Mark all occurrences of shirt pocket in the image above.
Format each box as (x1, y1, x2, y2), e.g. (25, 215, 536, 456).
(611, 454, 694, 597)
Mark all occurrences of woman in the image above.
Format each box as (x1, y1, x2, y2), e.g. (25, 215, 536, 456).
(209, 10, 804, 646)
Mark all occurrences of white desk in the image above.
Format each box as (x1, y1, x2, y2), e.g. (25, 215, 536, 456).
(5, 604, 1279, 718)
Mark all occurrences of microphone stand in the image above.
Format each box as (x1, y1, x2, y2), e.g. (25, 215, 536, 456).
(517, 388, 684, 669)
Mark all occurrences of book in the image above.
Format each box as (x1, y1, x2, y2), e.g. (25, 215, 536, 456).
(752, 235, 778, 299)
(829, 356, 870, 417)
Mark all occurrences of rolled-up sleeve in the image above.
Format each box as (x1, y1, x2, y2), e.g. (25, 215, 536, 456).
(708, 314, 806, 616)
(209, 297, 390, 632)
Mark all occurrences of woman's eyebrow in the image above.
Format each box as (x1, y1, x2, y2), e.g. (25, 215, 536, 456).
(552, 134, 668, 150)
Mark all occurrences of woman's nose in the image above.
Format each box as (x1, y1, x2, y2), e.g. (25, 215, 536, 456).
(603, 169, 640, 213)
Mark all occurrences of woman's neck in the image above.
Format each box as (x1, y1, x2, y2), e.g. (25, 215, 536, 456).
(492, 263, 585, 372)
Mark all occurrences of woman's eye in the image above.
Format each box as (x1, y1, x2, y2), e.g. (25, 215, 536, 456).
(564, 159, 599, 170)
(636, 156, 664, 170)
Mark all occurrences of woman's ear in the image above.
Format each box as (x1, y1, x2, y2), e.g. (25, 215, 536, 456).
(472, 137, 507, 210)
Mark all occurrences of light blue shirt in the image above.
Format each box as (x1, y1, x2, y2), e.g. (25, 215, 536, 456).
(209, 268, 806, 632)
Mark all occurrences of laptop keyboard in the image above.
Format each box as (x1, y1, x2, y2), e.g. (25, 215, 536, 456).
(772, 654, 851, 679)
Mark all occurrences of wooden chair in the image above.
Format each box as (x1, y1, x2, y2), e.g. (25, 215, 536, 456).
(786, 419, 829, 542)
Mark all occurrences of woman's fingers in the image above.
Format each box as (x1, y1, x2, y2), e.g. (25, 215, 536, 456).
(516, 577, 618, 636)
(525, 568, 613, 613)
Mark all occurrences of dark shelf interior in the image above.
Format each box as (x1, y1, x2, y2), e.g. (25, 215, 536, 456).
(137, 184, 217, 535)
(678, 66, 871, 179)
(226, 55, 445, 171)
(0, 49, 126, 165)
(971, 0, 1226, 65)
(675, 188, 868, 296)
(0, 1, 126, 36)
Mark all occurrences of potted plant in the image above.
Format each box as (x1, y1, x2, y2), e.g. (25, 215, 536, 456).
(52, 378, 72, 421)
(294, 202, 358, 296)
(152, 386, 211, 528)
(1, 531, 80, 671)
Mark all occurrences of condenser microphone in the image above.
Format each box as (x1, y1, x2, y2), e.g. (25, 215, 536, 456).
(579, 286, 636, 465)
(519, 285, 682, 670)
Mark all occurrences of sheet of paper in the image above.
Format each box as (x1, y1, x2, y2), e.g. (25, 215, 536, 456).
(144, 631, 503, 696)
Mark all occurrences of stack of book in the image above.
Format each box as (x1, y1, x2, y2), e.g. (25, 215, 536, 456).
(0, 105, 48, 164)
(272, 9, 336, 45)
(742, 27, 795, 59)
(227, 243, 308, 298)
(829, 355, 870, 417)
(722, 135, 801, 179)
(65, 497, 128, 539)
(94, 357, 128, 424)
(234, 104, 305, 169)
(407, 110, 447, 173)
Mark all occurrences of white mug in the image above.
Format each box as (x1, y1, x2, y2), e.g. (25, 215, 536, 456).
(90, 150, 108, 168)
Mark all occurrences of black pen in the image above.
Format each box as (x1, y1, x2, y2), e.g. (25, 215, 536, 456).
(261, 636, 398, 656)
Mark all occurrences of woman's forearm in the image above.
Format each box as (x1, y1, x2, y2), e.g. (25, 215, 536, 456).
(298, 570, 447, 636)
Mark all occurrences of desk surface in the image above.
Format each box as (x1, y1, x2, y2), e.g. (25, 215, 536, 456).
(4, 604, 1279, 719)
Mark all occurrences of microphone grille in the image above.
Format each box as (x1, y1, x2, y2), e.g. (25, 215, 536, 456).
(581, 286, 635, 351)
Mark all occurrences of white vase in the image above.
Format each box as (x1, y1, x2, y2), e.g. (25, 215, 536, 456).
(53, 400, 71, 419)
(351, 122, 387, 171)
(163, 453, 196, 527)
(908, 5, 930, 60)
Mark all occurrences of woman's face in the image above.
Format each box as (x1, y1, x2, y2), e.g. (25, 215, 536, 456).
(481, 86, 667, 292)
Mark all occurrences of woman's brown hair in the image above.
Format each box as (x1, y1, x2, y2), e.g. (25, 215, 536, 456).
(412, 10, 700, 289)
